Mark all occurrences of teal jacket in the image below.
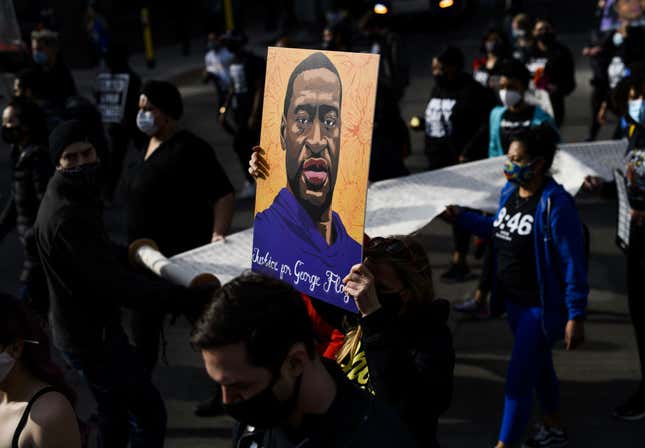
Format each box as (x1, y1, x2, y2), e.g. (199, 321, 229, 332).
(488, 105, 558, 158)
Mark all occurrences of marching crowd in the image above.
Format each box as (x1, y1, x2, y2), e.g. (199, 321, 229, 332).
(2, 1, 645, 447)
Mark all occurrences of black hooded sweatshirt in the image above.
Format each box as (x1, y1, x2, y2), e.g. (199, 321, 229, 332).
(424, 73, 496, 167)
(34, 170, 189, 354)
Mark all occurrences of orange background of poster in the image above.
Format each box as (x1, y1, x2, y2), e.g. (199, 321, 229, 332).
(254, 47, 379, 243)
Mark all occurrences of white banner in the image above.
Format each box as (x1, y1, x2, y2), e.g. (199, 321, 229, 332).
(165, 139, 627, 285)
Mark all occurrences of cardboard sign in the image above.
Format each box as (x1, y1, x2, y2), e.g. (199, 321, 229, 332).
(252, 47, 379, 312)
(95, 73, 130, 124)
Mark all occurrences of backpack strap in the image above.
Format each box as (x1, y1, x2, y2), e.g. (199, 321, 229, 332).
(12, 386, 60, 448)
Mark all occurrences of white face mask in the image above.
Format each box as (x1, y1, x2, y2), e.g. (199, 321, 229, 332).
(136, 110, 159, 136)
(0, 351, 16, 383)
(499, 89, 523, 108)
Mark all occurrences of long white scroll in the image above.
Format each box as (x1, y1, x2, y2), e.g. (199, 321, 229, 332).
(167, 139, 627, 286)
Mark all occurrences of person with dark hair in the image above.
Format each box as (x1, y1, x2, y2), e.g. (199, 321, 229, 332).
(219, 30, 266, 199)
(250, 52, 362, 304)
(418, 46, 496, 169)
(455, 60, 559, 313)
(489, 59, 558, 159)
(204, 32, 233, 109)
(360, 9, 411, 181)
(191, 272, 417, 448)
(610, 74, 645, 420)
(30, 29, 76, 113)
(96, 42, 145, 201)
(412, 46, 496, 283)
(525, 17, 576, 127)
(13, 68, 42, 100)
(594, 0, 645, 139)
(0, 292, 81, 447)
(339, 235, 455, 448)
(509, 13, 533, 63)
(443, 125, 588, 448)
(34, 120, 213, 448)
(473, 28, 511, 89)
(127, 80, 234, 373)
(0, 97, 53, 318)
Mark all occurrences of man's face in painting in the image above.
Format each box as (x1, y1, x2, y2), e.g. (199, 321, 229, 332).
(281, 67, 341, 216)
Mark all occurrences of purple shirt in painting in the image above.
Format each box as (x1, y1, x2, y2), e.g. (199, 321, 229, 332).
(252, 188, 362, 312)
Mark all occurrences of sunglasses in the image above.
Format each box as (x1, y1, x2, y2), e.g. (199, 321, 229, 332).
(366, 237, 415, 261)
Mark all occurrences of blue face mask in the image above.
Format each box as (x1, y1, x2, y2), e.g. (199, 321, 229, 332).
(628, 98, 645, 124)
(33, 50, 48, 66)
(503, 159, 537, 186)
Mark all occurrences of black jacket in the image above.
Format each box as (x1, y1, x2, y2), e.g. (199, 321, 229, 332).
(526, 41, 576, 97)
(232, 360, 418, 448)
(34, 171, 189, 354)
(361, 300, 455, 448)
(0, 143, 53, 281)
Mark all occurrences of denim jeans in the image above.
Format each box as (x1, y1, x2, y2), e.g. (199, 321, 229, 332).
(62, 327, 167, 448)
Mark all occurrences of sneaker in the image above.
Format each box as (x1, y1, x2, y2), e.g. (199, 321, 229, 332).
(440, 264, 470, 283)
(522, 424, 568, 448)
(238, 180, 256, 199)
(453, 298, 489, 318)
(194, 396, 224, 417)
(612, 394, 645, 421)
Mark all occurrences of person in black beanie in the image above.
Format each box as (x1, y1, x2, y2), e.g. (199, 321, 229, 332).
(34, 119, 216, 448)
(127, 80, 234, 373)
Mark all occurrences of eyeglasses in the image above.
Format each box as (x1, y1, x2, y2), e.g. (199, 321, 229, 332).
(366, 237, 415, 261)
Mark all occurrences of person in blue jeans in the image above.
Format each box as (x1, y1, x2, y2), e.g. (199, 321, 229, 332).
(443, 125, 588, 448)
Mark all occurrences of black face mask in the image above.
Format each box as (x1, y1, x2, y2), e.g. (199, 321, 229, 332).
(1, 126, 21, 145)
(58, 162, 102, 190)
(377, 290, 404, 315)
(536, 32, 555, 46)
(223, 372, 303, 429)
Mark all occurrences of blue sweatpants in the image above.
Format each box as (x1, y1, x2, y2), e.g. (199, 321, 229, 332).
(499, 302, 560, 444)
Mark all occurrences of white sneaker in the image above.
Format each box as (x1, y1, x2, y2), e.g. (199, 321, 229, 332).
(238, 181, 256, 199)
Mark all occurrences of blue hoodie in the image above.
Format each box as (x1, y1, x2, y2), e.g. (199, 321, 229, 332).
(252, 188, 362, 312)
(456, 178, 588, 342)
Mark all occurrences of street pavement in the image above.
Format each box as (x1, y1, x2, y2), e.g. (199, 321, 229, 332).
(1, 2, 645, 446)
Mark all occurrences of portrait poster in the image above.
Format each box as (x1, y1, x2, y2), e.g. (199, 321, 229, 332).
(252, 47, 379, 312)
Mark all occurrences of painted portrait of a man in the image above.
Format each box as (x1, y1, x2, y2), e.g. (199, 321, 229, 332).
(252, 49, 378, 311)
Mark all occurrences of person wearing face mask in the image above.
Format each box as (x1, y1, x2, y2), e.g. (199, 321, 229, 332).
(509, 13, 533, 63)
(0, 293, 81, 448)
(454, 59, 557, 316)
(489, 58, 558, 159)
(594, 0, 645, 137)
(443, 125, 588, 448)
(191, 272, 417, 448)
(339, 235, 455, 448)
(414, 46, 496, 283)
(34, 119, 214, 448)
(420, 46, 496, 170)
(609, 75, 645, 421)
(525, 17, 576, 127)
(127, 80, 234, 372)
(29, 30, 76, 115)
(473, 28, 510, 89)
(0, 98, 53, 319)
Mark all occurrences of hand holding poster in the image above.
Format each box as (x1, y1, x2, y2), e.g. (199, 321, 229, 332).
(252, 48, 379, 312)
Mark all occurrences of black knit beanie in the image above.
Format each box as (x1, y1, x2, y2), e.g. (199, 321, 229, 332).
(49, 119, 93, 165)
(141, 80, 184, 120)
